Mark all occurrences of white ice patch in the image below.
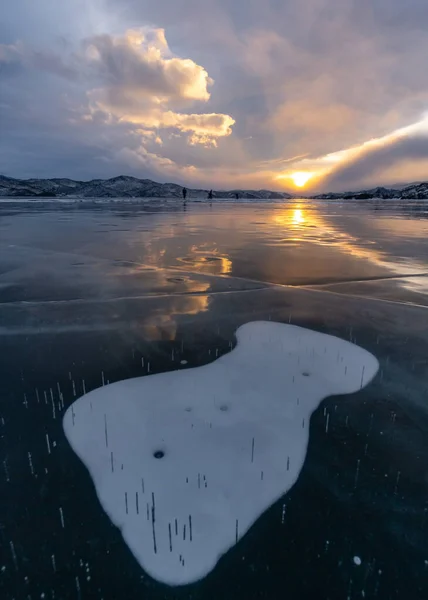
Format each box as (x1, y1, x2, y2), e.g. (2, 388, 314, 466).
(63, 322, 378, 586)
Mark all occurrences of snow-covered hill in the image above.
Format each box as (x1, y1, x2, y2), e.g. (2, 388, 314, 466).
(0, 175, 294, 200)
(2, 174, 428, 200)
(311, 183, 428, 200)
(399, 182, 428, 199)
(311, 186, 401, 200)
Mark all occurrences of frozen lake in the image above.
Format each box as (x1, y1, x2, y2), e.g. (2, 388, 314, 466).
(1, 199, 428, 599)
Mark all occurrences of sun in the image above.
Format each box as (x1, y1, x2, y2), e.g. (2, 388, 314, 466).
(291, 171, 313, 188)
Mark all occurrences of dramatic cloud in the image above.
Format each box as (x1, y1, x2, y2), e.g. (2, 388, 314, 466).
(84, 29, 212, 102)
(81, 30, 235, 147)
(2, 0, 428, 189)
(317, 129, 428, 191)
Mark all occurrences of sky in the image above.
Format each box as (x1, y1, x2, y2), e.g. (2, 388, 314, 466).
(1, 0, 428, 192)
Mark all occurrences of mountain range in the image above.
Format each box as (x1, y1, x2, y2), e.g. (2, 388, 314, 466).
(312, 183, 428, 200)
(1, 174, 428, 200)
(0, 175, 292, 200)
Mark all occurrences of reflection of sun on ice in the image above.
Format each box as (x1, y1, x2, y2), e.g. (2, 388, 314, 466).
(291, 172, 313, 188)
(273, 204, 307, 228)
(293, 208, 304, 225)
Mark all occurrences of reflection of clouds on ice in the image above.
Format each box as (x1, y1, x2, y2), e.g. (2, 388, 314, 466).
(139, 294, 210, 341)
(137, 226, 233, 277)
(115, 263, 212, 340)
(63, 322, 378, 586)
(177, 244, 232, 275)
(399, 275, 428, 296)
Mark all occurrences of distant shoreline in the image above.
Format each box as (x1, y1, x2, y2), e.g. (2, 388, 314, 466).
(2, 174, 428, 200)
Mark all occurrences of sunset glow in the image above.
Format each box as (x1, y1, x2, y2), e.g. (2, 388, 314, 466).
(291, 172, 314, 188)
(4, 0, 428, 192)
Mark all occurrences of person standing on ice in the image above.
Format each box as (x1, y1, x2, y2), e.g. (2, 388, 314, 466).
(182, 187, 187, 201)
(208, 190, 213, 200)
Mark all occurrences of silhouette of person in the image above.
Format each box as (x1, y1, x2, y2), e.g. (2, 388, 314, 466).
(182, 187, 187, 201)
(235, 193, 239, 200)
(208, 190, 213, 200)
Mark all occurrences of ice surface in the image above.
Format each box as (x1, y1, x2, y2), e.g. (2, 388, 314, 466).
(63, 321, 378, 585)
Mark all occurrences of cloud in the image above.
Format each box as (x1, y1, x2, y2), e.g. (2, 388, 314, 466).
(89, 102, 235, 147)
(80, 28, 235, 147)
(319, 130, 428, 191)
(268, 100, 359, 153)
(0, 41, 78, 79)
(0, 42, 25, 77)
(3, 0, 428, 190)
(271, 113, 428, 192)
(84, 29, 213, 102)
(31, 49, 78, 80)
(143, 111, 235, 147)
(0, 43, 22, 64)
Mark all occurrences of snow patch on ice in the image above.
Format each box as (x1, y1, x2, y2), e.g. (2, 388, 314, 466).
(63, 321, 378, 586)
